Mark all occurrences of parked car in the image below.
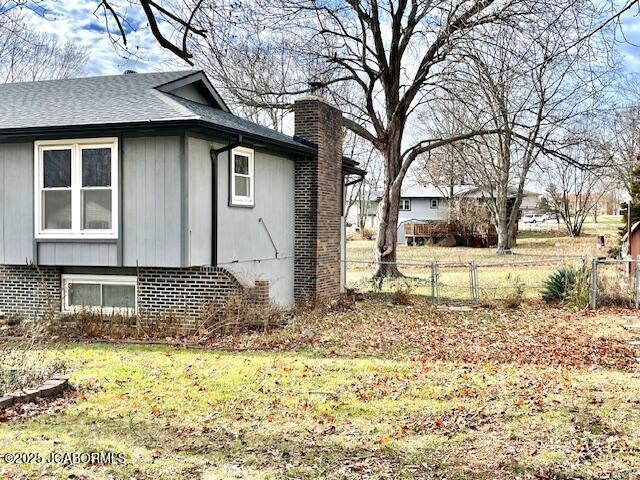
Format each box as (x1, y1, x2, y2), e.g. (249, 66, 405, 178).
(522, 213, 545, 223)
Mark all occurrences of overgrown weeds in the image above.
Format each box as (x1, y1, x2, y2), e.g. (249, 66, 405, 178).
(0, 264, 65, 396)
(503, 276, 524, 308)
(0, 322, 64, 395)
(596, 273, 635, 307)
(390, 282, 413, 305)
(200, 294, 287, 339)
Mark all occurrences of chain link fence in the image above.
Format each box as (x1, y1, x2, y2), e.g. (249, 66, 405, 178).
(589, 257, 640, 309)
(344, 256, 640, 308)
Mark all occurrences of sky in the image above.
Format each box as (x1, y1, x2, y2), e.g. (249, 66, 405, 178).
(21, 0, 189, 75)
(17, 0, 640, 78)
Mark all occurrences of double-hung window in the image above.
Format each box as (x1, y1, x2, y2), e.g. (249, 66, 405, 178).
(230, 147, 255, 206)
(35, 138, 118, 239)
(399, 199, 411, 211)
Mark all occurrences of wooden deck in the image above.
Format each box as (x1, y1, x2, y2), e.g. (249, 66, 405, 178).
(404, 222, 451, 238)
(404, 221, 499, 247)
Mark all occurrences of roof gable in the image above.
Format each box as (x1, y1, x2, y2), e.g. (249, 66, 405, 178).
(155, 71, 230, 112)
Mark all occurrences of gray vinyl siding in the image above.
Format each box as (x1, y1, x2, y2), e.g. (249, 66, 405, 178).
(38, 242, 118, 266)
(0, 142, 33, 264)
(187, 136, 213, 266)
(122, 136, 183, 267)
(0, 136, 185, 266)
(215, 142, 296, 307)
(171, 84, 210, 104)
(0, 134, 295, 298)
(186, 136, 295, 306)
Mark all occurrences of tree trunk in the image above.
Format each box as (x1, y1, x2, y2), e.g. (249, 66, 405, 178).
(373, 181, 403, 278)
(496, 219, 512, 254)
(358, 213, 366, 232)
(373, 135, 404, 278)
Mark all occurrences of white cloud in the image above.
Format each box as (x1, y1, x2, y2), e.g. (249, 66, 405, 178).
(616, 12, 640, 73)
(20, 0, 190, 76)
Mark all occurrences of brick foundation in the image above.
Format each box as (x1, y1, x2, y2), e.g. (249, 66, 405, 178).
(137, 266, 246, 330)
(293, 97, 343, 303)
(0, 265, 269, 334)
(0, 265, 61, 321)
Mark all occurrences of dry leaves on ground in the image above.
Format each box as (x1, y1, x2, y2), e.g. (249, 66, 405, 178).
(205, 296, 638, 369)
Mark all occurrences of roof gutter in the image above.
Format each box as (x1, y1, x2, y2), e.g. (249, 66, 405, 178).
(0, 119, 316, 156)
(210, 135, 243, 266)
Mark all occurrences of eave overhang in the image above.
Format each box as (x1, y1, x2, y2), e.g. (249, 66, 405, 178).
(0, 119, 317, 157)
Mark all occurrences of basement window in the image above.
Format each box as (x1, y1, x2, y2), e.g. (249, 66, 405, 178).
(35, 138, 118, 239)
(62, 274, 136, 314)
(230, 147, 255, 207)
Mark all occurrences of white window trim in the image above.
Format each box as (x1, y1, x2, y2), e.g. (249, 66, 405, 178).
(62, 274, 137, 315)
(399, 199, 411, 211)
(430, 199, 439, 209)
(34, 138, 118, 240)
(230, 146, 255, 207)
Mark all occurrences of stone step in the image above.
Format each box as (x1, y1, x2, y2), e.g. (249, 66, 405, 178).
(624, 324, 640, 331)
(627, 340, 640, 347)
(622, 315, 640, 321)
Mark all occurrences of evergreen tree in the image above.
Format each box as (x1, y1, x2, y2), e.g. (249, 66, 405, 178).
(620, 163, 640, 237)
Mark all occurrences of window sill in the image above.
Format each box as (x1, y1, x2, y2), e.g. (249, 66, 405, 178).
(60, 307, 136, 316)
(36, 237, 118, 244)
(228, 201, 255, 209)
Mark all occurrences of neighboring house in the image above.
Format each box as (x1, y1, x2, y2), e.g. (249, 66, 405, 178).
(345, 192, 377, 232)
(518, 189, 540, 214)
(565, 193, 609, 217)
(0, 70, 363, 331)
(361, 185, 539, 243)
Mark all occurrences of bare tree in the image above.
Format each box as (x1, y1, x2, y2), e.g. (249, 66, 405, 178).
(543, 150, 611, 236)
(432, 16, 611, 253)
(95, 0, 207, 65)
(448, 196, 493, 243)
(416, 100, 470, 204)
(343, 134, 383, 232)
(606, 105, 640, 197)
(189, 10, 310, 129)
(0, 11, 87, 83)
(344, 133, 380, 225)
(187, 0, 610, 275)
(88, 0, 629, 273)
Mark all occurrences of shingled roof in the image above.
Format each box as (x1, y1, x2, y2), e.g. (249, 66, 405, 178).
(0, 70, 312, 152)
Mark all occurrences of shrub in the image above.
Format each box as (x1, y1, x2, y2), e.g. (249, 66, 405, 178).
(503, 277, 525, 308)
(390, 282, 413, 305)
(608, 243, 622, 259)
(541, 264, 589, 306)
(361, 228, 376, 240)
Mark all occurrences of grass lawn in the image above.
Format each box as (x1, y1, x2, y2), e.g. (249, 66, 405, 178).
(1, 297, 639, 479)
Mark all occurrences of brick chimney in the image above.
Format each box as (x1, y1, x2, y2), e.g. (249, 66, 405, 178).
(293, 96, 343, 303)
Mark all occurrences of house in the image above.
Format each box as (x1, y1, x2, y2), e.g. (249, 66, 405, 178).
(361, 184, 539, 243)
(0, 70, 363, 331)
